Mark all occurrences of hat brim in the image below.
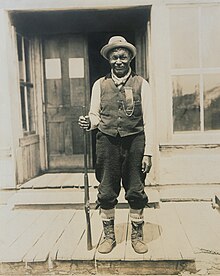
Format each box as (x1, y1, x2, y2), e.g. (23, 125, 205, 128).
(100, 42, 136, 60)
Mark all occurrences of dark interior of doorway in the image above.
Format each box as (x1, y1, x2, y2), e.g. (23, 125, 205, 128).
(88, 32, 135, 167)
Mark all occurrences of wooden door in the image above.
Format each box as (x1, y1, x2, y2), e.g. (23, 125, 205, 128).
(43, 34, 91, 171)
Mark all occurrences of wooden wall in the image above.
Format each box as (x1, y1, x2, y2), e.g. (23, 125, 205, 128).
(16, 135, 41, 184)
(158, 145, 220, 185)
(0, 11, 20, 188)
(15, 37, 46, 185)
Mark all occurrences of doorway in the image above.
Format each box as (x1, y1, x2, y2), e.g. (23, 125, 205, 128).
(43, 34, 91, 171)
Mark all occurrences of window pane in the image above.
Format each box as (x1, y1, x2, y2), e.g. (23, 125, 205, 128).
(169, 7, 199, 69)
(173, 75, 200, 131)
(27, 87, 35, 133)
(24, 39, 31, 82)
(17, 35, 24, 80)
(201, 6, 220, 68)
(20, 86, 27, 131)
(204, 74, 220, 130)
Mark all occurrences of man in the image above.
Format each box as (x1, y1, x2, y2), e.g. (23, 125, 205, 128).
(78, 36, 153, 254)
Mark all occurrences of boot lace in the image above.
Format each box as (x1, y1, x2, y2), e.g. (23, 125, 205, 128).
(131, 222, 143, 241)
(103, 221, 115, 240)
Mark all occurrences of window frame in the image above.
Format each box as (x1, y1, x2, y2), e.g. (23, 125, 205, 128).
(17, 33, 36, 136)
(169, 4, 220, 142)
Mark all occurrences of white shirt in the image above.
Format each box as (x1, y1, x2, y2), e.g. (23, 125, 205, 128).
(88, 77, 154, 156)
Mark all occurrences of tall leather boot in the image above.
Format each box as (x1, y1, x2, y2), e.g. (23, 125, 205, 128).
(98, 220, 116, 254)
(131, 221, 148, 254)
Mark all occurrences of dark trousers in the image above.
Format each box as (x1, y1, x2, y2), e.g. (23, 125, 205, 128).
(95, 131, 148, 210)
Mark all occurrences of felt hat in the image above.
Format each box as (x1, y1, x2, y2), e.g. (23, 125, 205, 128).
(100, 36, 136, 60)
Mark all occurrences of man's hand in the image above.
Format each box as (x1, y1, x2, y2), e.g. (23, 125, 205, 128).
(142, 155, 152, 174)
(78, 115, 91, 130)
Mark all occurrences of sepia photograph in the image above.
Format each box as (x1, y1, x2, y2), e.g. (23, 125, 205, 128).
(0, 0, 220, 275)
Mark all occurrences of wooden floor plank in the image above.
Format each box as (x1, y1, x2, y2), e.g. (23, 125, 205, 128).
(61, 173, 82, 187)
(49, 210, 76, 260)
(143, 208, 165, 261)
(1, 210, 58, 262)
(21, 173, 99, 189)
(163, 204, 194, 260)
(21, 174, 57, 188)
(0, 210, 42, 257)
(39, 174, 64, 188)
(0, 206, 27, 228)
(154, 204, 183, 260)
(23, 210, 74, 262)
(95, 209, 128, 261)
(201, 201, 220, 241)
(56, 210, 87, 260)
(46, 174, 70, 188)
(176, 202, 220, 254)
(88, 173, 99, 188)
(71, 210, 102, 260)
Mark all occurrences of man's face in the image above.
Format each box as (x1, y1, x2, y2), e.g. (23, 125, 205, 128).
(108, 48, 132, 77)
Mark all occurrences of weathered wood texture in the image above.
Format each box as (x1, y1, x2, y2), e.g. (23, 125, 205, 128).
(12, 176, 160, 213)
(17, 135, 41, 184)
(20, 172, 98, 189)
(33, 37, 48, 171)
(43, 34, 91, 170)
(0, 204, 196, 262)
(175, 202, 220, 255)
(0, 12, 22, 188)
(0, 203, 196, 275)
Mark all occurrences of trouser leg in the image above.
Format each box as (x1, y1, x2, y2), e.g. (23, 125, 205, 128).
(95, 132, 120, 254)
(121, 132, 148, 209)
(95, 132, 122, 210)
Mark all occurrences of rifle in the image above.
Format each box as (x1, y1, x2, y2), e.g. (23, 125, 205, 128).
(83, 106, 92, 251)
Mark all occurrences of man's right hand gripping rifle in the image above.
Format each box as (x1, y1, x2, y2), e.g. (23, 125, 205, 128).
(78, 115, 91, 130)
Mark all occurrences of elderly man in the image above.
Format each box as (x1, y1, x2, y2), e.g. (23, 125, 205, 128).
(78, 36, 153, 254)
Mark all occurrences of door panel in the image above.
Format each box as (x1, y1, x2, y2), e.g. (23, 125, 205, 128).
(43, 34, 91, 170)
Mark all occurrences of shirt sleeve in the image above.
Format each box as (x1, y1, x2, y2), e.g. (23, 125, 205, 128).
(141, 79, 154, 156)
(88, 78, 101, 130)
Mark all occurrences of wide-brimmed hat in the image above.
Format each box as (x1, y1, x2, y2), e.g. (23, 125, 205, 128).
(100, 36, 136, 60)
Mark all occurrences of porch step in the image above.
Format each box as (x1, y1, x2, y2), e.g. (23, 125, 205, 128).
(19, 173, 100, 189)
(9, 188, 160, 210)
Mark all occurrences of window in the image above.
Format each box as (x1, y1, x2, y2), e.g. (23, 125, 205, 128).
(170, 5, 220, 133)
(17, 34, 36, 135)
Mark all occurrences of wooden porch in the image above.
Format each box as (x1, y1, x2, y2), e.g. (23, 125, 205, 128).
(1, 173, 220, 275)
